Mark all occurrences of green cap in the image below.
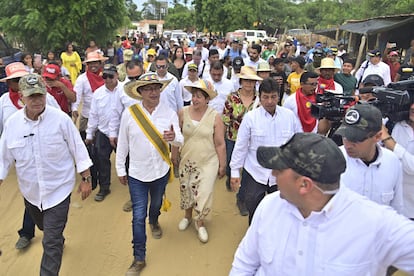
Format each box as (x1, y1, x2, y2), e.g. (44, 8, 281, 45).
(19, 74, 47, 97)
(257, 133, 346, 184)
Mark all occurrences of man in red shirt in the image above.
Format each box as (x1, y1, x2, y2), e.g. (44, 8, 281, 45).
(42, 63, 76, 115)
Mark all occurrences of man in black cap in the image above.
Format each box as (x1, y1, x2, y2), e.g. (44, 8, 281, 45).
(355, 49, 391, 88)
(287, 56, 306, 95)
(224, 39, 243, 62)
(86, 64, 124, 201)
(230, 132, 414, 275)
(201, 49, 228, 79)
(358, 74, 384, 102)
(194, 38, 209, 62)
(335, 104, 403, 213)
(229, 56, 244, 91)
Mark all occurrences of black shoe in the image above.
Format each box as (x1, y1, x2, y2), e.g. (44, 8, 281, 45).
(150, 223, 163, 239)
(15, 236, 31, 250)
(94, 189, 111, 202)
(237, 199, 249, 216)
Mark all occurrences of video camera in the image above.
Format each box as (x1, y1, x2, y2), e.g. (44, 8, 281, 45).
(310, 91, 357, 121)
(311, 80, 414, 123)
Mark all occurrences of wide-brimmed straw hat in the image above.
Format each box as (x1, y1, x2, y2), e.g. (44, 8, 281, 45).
(237, 66, 263, 81)
(317, 57, 339, 72)
(185, 79, 217, 100)
(124, 72, 171, 100)
(83, 51, 108, 64)
(0, 62, 29, 82)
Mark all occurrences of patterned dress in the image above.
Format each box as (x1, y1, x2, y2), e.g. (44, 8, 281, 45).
(179, 106, 218, 220)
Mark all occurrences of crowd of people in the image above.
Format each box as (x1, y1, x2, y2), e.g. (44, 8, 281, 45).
(0, 32, 414, 276)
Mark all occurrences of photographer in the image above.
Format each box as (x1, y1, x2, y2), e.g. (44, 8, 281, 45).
(358, 74, 384, 102)
(335, 104, 403, 213)
(382, 103, 414, 219)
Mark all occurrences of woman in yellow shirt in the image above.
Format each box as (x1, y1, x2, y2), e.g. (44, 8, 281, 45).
(60, 42, 82, 85)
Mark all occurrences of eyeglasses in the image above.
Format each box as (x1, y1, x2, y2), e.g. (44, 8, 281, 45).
(140, 85, 161, 93)
(155, 65, 167, 69)
(304, 82, 318, 86)
(128, 75, 141, 81)
(102, 74, 115, 79)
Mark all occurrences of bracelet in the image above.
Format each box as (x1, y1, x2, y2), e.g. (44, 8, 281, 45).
(382, 136, 394, 143)
(81, 175, 92, 183)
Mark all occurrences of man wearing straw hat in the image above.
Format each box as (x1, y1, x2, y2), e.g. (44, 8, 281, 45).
(316, 57, 343, 95)
(116, 72, 183, 276)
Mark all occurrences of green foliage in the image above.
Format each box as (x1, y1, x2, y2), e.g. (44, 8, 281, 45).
(164, 4, 195, 31)
(0, 0, 128, 53)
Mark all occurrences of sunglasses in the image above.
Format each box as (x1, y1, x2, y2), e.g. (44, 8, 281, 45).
(155, 65, 167, 69)
(102, 74, 115, 79)
(128, 75, 141, 81)
(10, 77, 21, 83)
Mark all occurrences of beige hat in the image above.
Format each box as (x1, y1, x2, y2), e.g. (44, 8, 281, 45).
(317, 57, 339, 72)
(0, 62, 29, 82)
(124, 72, 171, 100)
(123, 49, 134, 62)
(237, 66, 263, 81)
(256, 62, 271, 72)
(184, 79, 217, 100)
(83, 51, 108, 64)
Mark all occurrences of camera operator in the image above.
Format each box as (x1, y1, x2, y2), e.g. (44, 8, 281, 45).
(335, 104, 403, 213)
(395, 52, 414, 82)
(358, 74, 384, 102)
(382, 102, 414, 219)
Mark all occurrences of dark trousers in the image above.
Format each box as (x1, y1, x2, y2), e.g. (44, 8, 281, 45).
(25, 195, 70, 276)
(94, 130, 115, 191)
(242, 170, 278, 225)
(225, 138, 246, 201)
(18, 207, 36, 239)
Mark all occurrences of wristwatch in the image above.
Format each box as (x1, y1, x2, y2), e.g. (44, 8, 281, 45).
(81, 176, 92, 183)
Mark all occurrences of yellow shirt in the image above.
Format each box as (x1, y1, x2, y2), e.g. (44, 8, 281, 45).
(287, 71, 303, 95)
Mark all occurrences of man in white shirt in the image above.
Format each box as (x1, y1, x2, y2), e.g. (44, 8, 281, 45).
(181, 49, 203, 79)
(0, 74, 92, 276)
(72, 52, 108, 140)
(154, 55, 182, 113)
(194, 38, 209, 61)
(116, 73, 183, 276)
(86, 64, 124, 202)
(207, 61, 234, 113)
(230, 78, 302, 224)
(231, 132, 414, 275)
(177, 63, 199, 106)
(243, 44, 266, 69)
(200, 49, 228, 80)
(0, 63, 59, 251)
(335, 104, 403, 213)
(355, 49, 392, 87)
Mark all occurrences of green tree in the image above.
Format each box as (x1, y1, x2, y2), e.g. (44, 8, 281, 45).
(0, 0, 128, 53)
(126, 0, 142, 21)
(164, 4, 195, 31)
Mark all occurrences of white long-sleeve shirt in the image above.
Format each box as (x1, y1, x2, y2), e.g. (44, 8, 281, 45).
(207, 77, 234, 114)
(355, 60, 391, 86)
(391, 121, 414, 218)
(230, 186, 414, 276)
(0, 106, 92, 210)
(158, 72, 183, 113)
(177, 76, 199, 103)
(72, 73, 95, 118)
(86, 82, 124, 139)
(230, 106, 302, 185)
(108, 80, 140, 138)
(340, 145, 403, 213)
(0, 92, 59, 134)
(116, 101, 183, 182)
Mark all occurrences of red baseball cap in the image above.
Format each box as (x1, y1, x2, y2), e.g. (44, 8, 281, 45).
(42, 64, 61, 80)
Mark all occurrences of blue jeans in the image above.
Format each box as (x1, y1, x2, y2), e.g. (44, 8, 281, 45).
(128, 172, 169, 261)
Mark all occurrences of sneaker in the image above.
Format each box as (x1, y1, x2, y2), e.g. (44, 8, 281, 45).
(123, 200, 133, 212)
(195, 222, 208, 243)
(125, 260, 146, 276)
(150, 223, 162, 239)
(94, 189, 111, 202)
(178, 218, 192, 231)
(236, 199, 249, 216)
(15, 236, 31, 250)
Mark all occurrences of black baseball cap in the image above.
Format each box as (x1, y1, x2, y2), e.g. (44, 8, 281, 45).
(232, 57, 244, 69)
(257, 133, 346, 184)
(335, 104, 382, 142)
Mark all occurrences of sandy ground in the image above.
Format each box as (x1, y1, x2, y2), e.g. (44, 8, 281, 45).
(0, 156, 248, 276)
